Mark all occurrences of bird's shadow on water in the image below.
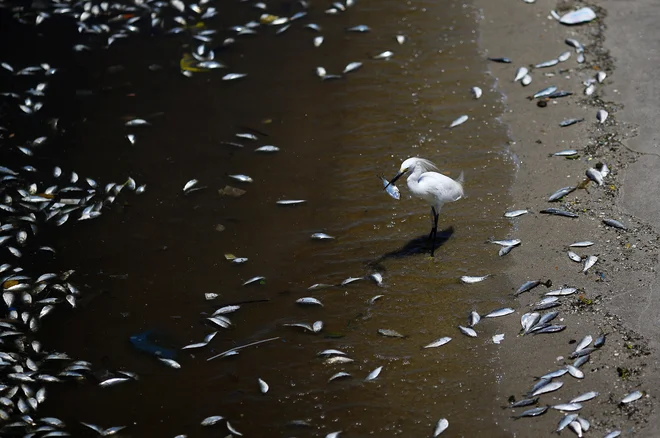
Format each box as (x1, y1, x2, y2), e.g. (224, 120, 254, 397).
(368, 226, 455, 270)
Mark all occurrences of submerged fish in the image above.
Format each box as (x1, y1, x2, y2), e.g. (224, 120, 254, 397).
(460, 275, 490, 284)
(504, 209, 528, 218)
(449, 115, 468, 128)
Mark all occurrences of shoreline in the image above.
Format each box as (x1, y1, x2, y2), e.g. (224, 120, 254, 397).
(475, 0, 659, 435)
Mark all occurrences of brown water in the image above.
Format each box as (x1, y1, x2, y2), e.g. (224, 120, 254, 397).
(3, 0, 518, 436)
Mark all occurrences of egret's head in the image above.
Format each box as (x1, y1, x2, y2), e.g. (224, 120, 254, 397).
(385, 157, 438, 190)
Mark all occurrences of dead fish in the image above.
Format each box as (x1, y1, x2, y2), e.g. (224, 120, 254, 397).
(603, 431, 621, 438)
(597, 109, 608, 123)
(369, 272, 384, 286)
(460, 275, 490, 284)
(557, 416, 579, 434)
(236, 132, 258, 140)
(318, 349, 347, 357)
(504, 209, 528, 218)
(126, 134, 136, 144)
(346, 24, 371, 32)
(569, 347, 597, 359)
(378, 328, 404, 338)
(603, 218, 627, 230)
(296, 297, 323, 306)
(343, 62, 362, 73)
(560, 118, 584, 127)
(597, 162, 610, 178)
(521, 312, 540, 333)
(548, 91, 573, 99)
(531, 86, 557, 99)
(540, 208, 578, 218)
(324, 356, 354, 365)
(449, 115, 468, 128)
(255, 145, 279, 152)
(586, 167, 603, 185)
(258, 378, 269, 393)
(559, 7, 597, 25)
(597, 71, 607, 83)
(513, 406, 548, 418)
(487, 57, 512, 63)
(458, 325, 477, 338)
(533, 325, 566, 334)
(535, 59, 559, 68)
(516, 280, 541, 295)
(364, 366, 383, 381)
(276, 200, 306, 205)
(242, 276, 265, 286)
(532, 380, 563, 396)
(222, 73, 247, 81)
(311, 233, 335, 240)
(585, 83, 596, 95)
(514, 67, 529, 82)
(328, 372, 351, 382)
(490, 238, 521, 247)
(125, 118, 150, 126)
(582, 255, 597, 273)
(313, 36, 324, 47)
(510, 397, 539, 408)
(570, 241, 594, 247)
(565, 38, 584, 51)
(594, 333, 607, 348)
(469, 311, 481, 327)
(566, 365, 584, 379)
(558, 51, 572, 62)
(553, 403, 583, 412)
(570, 391, 599, 403)
(341, 277, 362, 285)
(568, 251, 582, 262)
(424, 337, 452, 348)
(549, 186, 576, 201)
(552, 149, 578, 157)
(484, 308, 514, 318)
(369, 294, 384, 304)
(433, 418, 449, 436)
(99, 377, 130, 388)
(201, 416, 224, 426)
(521, 74, 532, 86)
(568, 421, 583, 438)
(540, 368, 568, 380)
(373, 51, 393, 59)
(183, 179, 199, 192)
(228, 174, 253, 183)
(396, 35, 407, 44)
(620, 390, 643, 404)
(499, 246, 513, 256)
(471, 87, 482, 99)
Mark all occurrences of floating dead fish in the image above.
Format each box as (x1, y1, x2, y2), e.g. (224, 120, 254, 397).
(242, 276, 265, 286)
(328, 372, 351, 382)
(255, 145, 280, 152)
(258, 378, 269, 393)
(296, 297, 323, 306)
(620, 390, 643, 404)
(365, 366, 383, 381)
(570, 241, 594, 247)
(125, 118, 150, 126)
(433, 418, 448, 436)
(313, 36, 324, 47)
(471, 87, 482, 99)
(222, 73, 247, 81)
(531, 86, 557, 99)
(458, 325, 477, 338)
(373, 51, 393, 59)
(229, 174, 253, 183)
(484, 308, 514, 318)
(535, 59, 559, 68)
(311, 233, 335, 240)
(343, 62, 362, 74)
(514, 406, 548, 418)
(396, 35, 407, 44)
(560, 118, 584, 127)
(504, 209, 528, 218)
(521, 74, 532, 86)
(603, 218, 627, 230)
(347, 25, 371, 32)
(99, 377, 130, 388)
(514, 67, 529, 82)
(597, 109, 608, 123)
(158, 358, 181, 369)
(469, 311, 481, 327)
(582, 255, 597, 273)
(318, 349, 347, 357)
(449, 115, 468, 128)
(126, 134, 136, 145)
(182, 342, 208, 350)
(560, 7, 597, 25)
(570, 391, 599, 403)
(558, 51, 572, 62)
(568, 251, 582, 262)
(549, 186, 576, 202)
(309, 283, 334, 290)
(540, 208, 578, 218)
(378, 328, 405, 338)
(487, 57, 512, 63)
(369, 272, 383, 286)
(460, 275, 490, 284)
(341, 277, 362, 285)
(201, 416, 224, 426)
(324, 356, 354, 365)
(552, 149, 578, 157)
(276, 200, 306, 205)
(183, 179, 199, 192)
(379, 175, 400, 200)
(424, 337, 452, 348)
(236, 132, 258, 140)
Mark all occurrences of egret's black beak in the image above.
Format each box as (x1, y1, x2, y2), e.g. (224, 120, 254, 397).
(384, 171, 404, 190)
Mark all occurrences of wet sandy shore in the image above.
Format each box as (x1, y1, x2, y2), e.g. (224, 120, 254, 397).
(475, 0, 659, 435)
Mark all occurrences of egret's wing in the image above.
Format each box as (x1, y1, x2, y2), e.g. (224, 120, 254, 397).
(418, 172, 464, 203)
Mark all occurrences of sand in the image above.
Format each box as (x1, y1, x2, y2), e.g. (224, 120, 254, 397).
(473, 0, 659, 435)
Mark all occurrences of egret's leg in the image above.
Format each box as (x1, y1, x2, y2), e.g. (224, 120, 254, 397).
(430, 207, 439, 256)
(428, 208, 436, 241)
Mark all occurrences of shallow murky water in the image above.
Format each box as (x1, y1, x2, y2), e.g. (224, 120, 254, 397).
(2, 0, 518, 435)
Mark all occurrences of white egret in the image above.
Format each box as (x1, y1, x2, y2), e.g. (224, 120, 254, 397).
(385, 157, 464, 256)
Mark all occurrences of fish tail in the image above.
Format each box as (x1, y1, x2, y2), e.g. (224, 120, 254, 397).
(456, 171, 465, 184)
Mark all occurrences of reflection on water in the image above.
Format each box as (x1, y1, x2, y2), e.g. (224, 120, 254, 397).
(9, 0, 519, 435)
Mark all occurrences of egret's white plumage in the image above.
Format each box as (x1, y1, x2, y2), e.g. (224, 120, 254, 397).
(387, 157, 464, 256)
